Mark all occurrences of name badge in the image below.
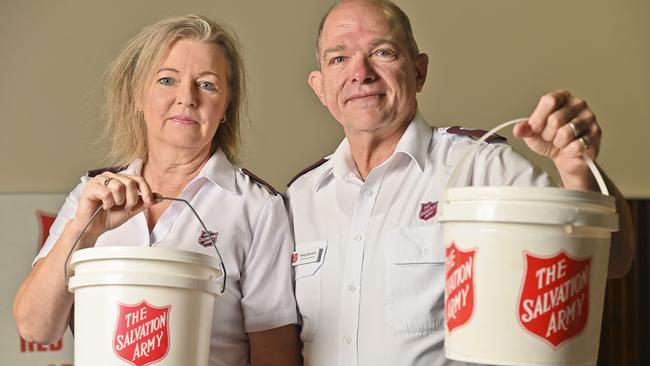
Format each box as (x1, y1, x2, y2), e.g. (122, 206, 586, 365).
(292, 248, 324, 266)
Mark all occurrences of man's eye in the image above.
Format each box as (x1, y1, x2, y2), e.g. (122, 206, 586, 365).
(157, 77, 174, 85)
(375, 49, 396, 59)
(198, 81, 216, 91)
(331, 56, 345, 65)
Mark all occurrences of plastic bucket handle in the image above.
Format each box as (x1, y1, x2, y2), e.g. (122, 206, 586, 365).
(446, 118, 609, 196)
(64, 193, 227, 294)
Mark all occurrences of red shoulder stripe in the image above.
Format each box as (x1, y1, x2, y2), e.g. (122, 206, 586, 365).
(287, 157, 329, 187)
(86, 165, 128, 177)
(447, 126, 507, 144)
(241, 168, 279, 196)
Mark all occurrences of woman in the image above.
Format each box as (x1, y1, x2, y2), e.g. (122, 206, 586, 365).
(13, 15, 300, 366)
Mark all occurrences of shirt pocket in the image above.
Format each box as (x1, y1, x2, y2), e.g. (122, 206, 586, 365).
(385, 223, 446, 334)
(294, 240, 327, 342)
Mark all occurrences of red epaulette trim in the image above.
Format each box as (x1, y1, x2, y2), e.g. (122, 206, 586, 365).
(241, 168, 279, 196)
(447, 126, 507, 144)
(287, 157, 329, 187)
(86, 165, 128, 177)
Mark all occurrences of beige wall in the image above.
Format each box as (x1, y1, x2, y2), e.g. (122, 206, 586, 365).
(1, 0, 648, 197)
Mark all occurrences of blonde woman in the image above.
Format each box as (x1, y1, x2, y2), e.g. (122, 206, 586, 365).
(13, 15, 300, 366)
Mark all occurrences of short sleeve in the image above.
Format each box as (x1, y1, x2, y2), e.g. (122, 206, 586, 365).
(239, 195, 298, 332)
(33, 180, 85, 265)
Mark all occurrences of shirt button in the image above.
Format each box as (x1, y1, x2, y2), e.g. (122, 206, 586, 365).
(347, 284, 357, 293)
(353, 234, 362, 242)
(343, 336, 352, 345)
(365, 189, 374, 197)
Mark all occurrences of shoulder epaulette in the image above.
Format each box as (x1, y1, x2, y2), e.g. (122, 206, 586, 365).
(446, 126, 507, 144)
(86, 165, 128, 177)
(287, 157, 329, 187)
(241, 168, 279, 196)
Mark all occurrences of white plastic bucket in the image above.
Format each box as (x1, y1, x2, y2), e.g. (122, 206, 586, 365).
(68, 246, 222, 366)
(439, 120, 619, 366)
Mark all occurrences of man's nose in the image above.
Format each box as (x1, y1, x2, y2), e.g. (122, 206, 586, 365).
(176, 82, 198, 107)
(350, 56, 376, 84)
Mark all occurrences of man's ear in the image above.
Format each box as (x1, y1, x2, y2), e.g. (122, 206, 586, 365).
(414, 53, 429, 92)
(308, 70, 327, 106)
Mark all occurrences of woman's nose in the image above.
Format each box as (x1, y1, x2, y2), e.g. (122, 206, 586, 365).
(176, 82, 198, 107)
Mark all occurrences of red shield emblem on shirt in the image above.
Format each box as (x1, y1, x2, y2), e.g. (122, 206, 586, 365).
(419, 201, 438, 221)
(518, 251, 591, 348)
(198, 229, 218, 248)
(113, 301, 170, 366)
(445, 242, 476, 334)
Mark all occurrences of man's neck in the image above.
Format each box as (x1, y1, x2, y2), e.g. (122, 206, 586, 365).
(345, 121, 410, 181)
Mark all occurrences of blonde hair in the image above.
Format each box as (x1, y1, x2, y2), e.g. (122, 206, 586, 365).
(103, 14, 246, 165)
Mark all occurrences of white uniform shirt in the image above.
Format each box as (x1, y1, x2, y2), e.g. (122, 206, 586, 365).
(286, 115, 552, 366)
(37, 149, 298, 366)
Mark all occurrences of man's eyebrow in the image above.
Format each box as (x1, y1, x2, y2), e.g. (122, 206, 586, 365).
(322, 45, 345, 59)
(368, 38, 400, 51)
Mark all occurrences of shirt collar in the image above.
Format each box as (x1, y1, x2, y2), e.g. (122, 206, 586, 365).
(313, 111, 432, 191)
(122, 149, 237, 194)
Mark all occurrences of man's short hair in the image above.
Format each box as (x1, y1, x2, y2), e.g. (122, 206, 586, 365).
(315, 0, 420, 69)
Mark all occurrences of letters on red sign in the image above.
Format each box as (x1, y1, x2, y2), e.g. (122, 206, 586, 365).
(113, 301, 171, 366)
(445, 242, 476, 334)
(518, 251, 591, 348)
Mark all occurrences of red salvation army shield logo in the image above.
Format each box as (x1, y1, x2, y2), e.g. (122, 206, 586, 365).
(418, 201, 438, 221)
(445, 242, 476, 333)
(518, 251, 591, 348)
(113, 301, 171, 366)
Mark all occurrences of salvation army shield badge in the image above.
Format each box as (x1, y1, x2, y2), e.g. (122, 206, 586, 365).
(419, 201, 438, 221)
(445, 242, 476, 334)
(518, 251, 591, 348)
(113, 301, 171, 366)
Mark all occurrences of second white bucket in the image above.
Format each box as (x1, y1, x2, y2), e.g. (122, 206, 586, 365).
(68, 246, 222, 366)
(439, 186, 618, 366)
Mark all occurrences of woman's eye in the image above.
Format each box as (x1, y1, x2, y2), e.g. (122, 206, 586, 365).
(157, 77, 174, 86)
(198, 81, 217, 91)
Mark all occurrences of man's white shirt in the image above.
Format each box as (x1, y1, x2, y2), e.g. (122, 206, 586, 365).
(286, 114, 551, 366)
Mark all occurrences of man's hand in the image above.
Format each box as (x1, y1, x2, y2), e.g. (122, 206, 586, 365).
(513, 90, 601, 191)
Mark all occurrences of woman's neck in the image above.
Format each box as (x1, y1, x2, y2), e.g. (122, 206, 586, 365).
(143, 146, 211, 197)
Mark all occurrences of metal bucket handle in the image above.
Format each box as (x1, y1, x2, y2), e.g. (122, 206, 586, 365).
(446, 118, 609, 196)
(63, 193, 227, 294)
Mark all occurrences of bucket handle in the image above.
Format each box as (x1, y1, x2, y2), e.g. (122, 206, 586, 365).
(446, 118, 609, 196)
(64, 193, 227, 294)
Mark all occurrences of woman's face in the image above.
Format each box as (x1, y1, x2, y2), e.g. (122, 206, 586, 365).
(142, 38, 230, 156)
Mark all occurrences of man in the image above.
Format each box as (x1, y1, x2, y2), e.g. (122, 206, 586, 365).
(286, 1, 634, 365)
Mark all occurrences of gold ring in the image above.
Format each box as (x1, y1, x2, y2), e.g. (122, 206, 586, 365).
(568, 121, 579, 138)
(103, 177, 113, 187)
(579, 137, 589, 151)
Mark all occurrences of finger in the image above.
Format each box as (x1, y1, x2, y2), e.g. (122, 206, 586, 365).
(132, 176, 155, 206)
(541, 97, 586, 142)
(512, 120, 534, 138)
(102, 173, 127, 207)
(528, 90, 571, 134)
(551, 108, 597, 151)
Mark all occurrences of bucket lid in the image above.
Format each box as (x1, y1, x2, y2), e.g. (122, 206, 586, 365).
(70, 246, 222, 270)
(439, 186, 618, 230)
(68, 272, 221, 296)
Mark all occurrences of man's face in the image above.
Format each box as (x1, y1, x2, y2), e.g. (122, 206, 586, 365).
(309, 0, 428, 138)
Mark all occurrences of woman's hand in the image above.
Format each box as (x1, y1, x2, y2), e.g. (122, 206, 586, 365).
(71, 172, 156, 245)
(513, 90, 601, 191)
